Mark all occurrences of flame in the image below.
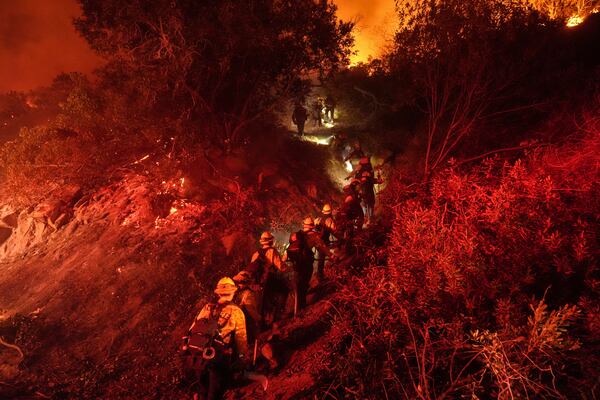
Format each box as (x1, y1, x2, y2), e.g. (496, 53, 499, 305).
(567, 14, 585, 27)
(169, 206, 178, 215)
(566, 6, 598, 27)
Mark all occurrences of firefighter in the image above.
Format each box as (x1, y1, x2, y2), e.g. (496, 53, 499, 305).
(292, 103, 308, 136)
(233, 271, 274, 382)
(324, 94, 336, 123)
(302, 216, 335, 284)
(346, 156, 373, 181)
(184, 277, 248, 400)
(343, 178, 362, 200)
(343, 141, 365, 163)
(251, 232, 288, 328)
(360, 169, 383, 225)
(250, 232, 284, 284)
(312, 98, 323, 127)
(331, 132, 348, 154)
(232, 270, 261, 345)
(283, 231, 314, 312)
(338, 194, 364, 239)
(314, 204, 337, 281)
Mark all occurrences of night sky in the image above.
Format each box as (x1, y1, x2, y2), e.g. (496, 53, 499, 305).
(0, 0, 396, 93)
(0, 0, 101, 93)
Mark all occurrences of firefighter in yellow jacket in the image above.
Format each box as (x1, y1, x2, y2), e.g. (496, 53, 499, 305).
(250, 231, 289, 328)
(314, 204, 337, 281)
(186, 277, 248, 400)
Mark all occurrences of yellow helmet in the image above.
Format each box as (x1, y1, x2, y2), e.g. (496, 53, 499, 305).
(214, 277, 237, 296)
(303, 216, 315, 231)
(259, 231, 274, 245)
(322, 204, 332, 215)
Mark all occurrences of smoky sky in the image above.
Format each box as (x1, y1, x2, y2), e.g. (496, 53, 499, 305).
(0, 0, 396, 93)
(335, 0, 398, 63)
(0, 0, 101, 93)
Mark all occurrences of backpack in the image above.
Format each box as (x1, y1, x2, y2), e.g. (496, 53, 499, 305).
(315, 217, 333, 242)
(186, 304, 226, 362)
(288, 230, 314, 263)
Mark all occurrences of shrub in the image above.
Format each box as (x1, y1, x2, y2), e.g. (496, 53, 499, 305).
(325, 113, 599, 399)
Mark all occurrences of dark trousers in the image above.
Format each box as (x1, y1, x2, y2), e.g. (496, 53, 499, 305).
(316, 249, 328, 280)
(296, 121, 305, 136)
(261, 273, 289, 328)
(195, 360, 229, 400)
(294, 261, 313, 310)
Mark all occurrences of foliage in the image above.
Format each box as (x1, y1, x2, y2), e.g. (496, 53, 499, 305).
(388, 0, 567, 179)
(75, 0, 353, 147)
(325, 111, 599, 399)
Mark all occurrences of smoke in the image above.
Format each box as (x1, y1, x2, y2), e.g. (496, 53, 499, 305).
(334, 0, 398, 64)
(0, 0, 101, 93)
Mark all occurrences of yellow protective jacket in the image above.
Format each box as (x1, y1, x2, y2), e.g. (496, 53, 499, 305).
(193, 302, 249, 358)
(251, 247, 284, 272)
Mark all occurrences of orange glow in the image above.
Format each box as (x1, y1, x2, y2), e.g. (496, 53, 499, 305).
(567, 14, 585, 27)
(334, 0, 398, 65)
(567, 7, 599, 27)
(0, 0, 102, 92)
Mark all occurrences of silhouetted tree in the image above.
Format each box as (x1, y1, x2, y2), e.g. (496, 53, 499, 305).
(76, 0, 353, 148)
(390, 0, 558, 180)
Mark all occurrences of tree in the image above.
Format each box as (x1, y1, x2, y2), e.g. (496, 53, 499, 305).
(389, 0, 556, 180)
(76, 0, 353, 148)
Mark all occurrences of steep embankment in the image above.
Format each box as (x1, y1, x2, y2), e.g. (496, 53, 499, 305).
(0, 132, 342, 399)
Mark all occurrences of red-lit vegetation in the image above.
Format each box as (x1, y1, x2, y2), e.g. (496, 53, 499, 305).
(0, 0, 599, 399)
(324, 109, 599, 398)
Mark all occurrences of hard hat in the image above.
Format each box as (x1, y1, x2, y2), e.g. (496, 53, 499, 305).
(259, 231, 274, 245)
(214, 277, 237, 295)
(322, 204, 332, 215)
(344, 195, 354, 204)
(359, 157, 370, 165)
(233, 270, 253, 284)
(303, 216, 315, 231)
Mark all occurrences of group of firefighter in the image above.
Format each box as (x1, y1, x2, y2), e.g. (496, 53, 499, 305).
(181, 140, 381, 400)
(292, 94, 336, 136)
